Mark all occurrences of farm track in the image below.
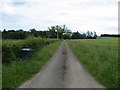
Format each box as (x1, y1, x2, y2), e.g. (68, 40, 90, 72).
(19, 40, 105, 88)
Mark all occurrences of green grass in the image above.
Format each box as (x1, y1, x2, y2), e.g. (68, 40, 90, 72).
(97, 37, 118, 39)
(68, 37, 118, 88)
(2, 40, 62, 88)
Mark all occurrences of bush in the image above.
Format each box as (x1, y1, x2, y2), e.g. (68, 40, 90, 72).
(2, 36, 57, 64)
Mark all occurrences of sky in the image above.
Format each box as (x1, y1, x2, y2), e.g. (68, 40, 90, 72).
(0, 0, 119, 35)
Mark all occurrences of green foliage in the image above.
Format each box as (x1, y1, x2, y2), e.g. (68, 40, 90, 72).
(2, 39, 62, 88)
(2, 36, 57, 64)
(68, 37, 118, 88)
(3, 29, 29, 39)
(48, 25, 70, 39)
(71, 31, 86, 39)
(71, 31, 97, 39)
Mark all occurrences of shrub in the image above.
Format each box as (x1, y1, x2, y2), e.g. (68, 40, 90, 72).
(2, 36, 57, 64)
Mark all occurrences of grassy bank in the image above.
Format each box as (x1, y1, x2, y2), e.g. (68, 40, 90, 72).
(68, 37, 118, 88)
(2, 40, 62, 88)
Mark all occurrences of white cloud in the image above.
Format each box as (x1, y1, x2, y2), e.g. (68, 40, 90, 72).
(0, 0, 119, 35)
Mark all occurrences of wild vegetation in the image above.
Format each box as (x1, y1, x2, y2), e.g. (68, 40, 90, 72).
(68, 37, 118, 88)
(2, 36, 57, 64)
(2, 38, 62, 88)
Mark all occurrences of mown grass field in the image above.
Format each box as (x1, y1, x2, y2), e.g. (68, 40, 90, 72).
(68, 37, 118, 88)
(2, 37, 62, 88)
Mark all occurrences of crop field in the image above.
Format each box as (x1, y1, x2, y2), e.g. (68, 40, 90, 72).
(68, 37, 119, 88)
(2, 37, 62, 88)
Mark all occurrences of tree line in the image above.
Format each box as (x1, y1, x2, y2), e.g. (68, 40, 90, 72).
(101, 34, 120, 37)
(2, 25, 97, 39)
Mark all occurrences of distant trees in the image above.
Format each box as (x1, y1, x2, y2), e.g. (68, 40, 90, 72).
(2, 29, 29, 39)
(48, 25, 72, 39)
(86, 31, 97, 39)
(71, 31, 86, 39)
(48, 26, 56, 38)
(101, 34, 120, 37)
(63, 29, 72, 39)
(71, 31, 81, 39)
(2, 29, 49, 39)
(71, 31, 97, 39)
(2, 25, 98, 39)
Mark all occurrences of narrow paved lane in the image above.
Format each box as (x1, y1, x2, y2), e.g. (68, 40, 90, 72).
(19, 40, 105, 88)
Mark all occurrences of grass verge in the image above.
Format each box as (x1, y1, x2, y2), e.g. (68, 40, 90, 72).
(68, 37, 118, 88)
(2, 40, 62, 88)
